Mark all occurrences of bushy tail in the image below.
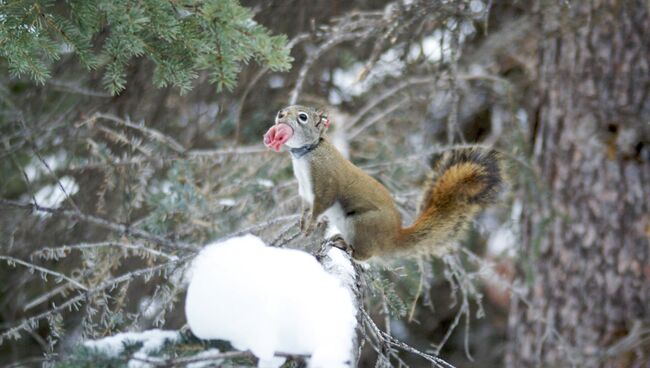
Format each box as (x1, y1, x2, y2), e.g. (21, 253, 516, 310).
(397, 148, 504, 257)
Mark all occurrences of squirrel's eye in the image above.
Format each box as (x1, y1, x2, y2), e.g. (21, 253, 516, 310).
(298, 113, 308, 123)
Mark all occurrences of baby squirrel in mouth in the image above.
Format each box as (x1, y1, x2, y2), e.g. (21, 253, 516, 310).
(264, 105, 505, 261)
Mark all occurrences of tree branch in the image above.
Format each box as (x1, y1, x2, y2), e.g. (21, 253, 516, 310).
(0, 199, 197, 252)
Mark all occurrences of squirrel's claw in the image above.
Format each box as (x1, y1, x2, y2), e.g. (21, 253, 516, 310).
(300, 211, 327, 237)
(325, 235, 353, 256)
(301, 215, 316, 236)
(315, 218, 328, 233)
(299, 208, 311, 233)
(303, 222, 316, 236)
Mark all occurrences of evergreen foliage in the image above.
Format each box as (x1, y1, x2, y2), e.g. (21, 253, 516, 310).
(0, 0, 292, 94)
(0, 1, 524, 367)
(57, 331, 258, 368)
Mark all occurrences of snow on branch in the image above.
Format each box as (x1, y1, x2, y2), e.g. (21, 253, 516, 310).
(185, 234, 358, 368)
(181, 234, 460, 368)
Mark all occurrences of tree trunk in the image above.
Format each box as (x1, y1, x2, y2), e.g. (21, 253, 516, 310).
(507, 1, 650, 367)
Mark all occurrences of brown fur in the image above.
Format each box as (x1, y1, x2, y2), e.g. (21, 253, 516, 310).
(397, 148, 503, 257)
(306, 139, 402, 260)
(272, 105, 504, 261)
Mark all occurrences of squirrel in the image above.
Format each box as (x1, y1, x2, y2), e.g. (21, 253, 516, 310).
(263, 105, 504, 261)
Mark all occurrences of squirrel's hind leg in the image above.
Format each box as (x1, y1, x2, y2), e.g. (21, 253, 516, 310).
(348, 210, 400, 261)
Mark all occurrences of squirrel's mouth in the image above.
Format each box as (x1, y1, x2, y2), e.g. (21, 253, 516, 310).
(263, 123, 294, 152)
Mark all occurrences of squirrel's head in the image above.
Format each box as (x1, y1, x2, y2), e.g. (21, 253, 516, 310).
(263, 105, 330, 152)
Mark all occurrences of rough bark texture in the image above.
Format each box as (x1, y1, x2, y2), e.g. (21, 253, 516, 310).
(507, 1, 650, 367)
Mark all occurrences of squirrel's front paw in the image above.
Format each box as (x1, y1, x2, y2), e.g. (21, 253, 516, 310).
(301, 217, 316, 236)
(299, 212, 311, 233)
(315, 218, 328, 234)
(304, 223, 316, 236)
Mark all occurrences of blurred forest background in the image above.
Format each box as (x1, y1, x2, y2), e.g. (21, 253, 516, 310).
(1, 0, 649, 367)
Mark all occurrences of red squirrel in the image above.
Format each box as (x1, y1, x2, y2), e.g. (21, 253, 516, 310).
(264, 105, 504, 261)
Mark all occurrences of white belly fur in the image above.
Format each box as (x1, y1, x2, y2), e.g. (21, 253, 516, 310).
(321, 202, 354, 244)
(291, 156, 314, 205)
(291, 157, 353, 243)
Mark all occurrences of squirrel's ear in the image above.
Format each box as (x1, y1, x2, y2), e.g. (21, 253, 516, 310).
(316, 109, 330, 130)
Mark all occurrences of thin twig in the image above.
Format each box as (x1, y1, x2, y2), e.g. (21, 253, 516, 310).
(361, 308, 456, 368)
(0, 256, 88, 291)
(0, 199, 197, 251)
(348, 96, 410, 139)
(92, 113, 186, 154)
(228, 213, 301, 238)
(348, 76, 438, 129)
(187, 145, 269, 157)
(234, 33, 311, 143)
(0, 255, 192, 344)
(18, 119, 81, 213)
(289, 22, 379, 104)
(31, 241, 179, 261)
(24, 284, 70, 312)
(46, 79, 111, 98)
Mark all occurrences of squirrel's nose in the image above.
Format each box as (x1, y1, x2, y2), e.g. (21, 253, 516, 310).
(277, 110, 286, 119)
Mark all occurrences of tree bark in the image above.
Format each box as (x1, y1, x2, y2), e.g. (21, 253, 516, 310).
(507, 1, 650, 367)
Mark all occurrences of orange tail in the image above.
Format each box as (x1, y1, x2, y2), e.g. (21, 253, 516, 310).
(398, 148, 504, 256)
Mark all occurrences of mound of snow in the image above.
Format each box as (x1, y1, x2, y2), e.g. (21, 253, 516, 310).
(185, 234, 356, 368)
